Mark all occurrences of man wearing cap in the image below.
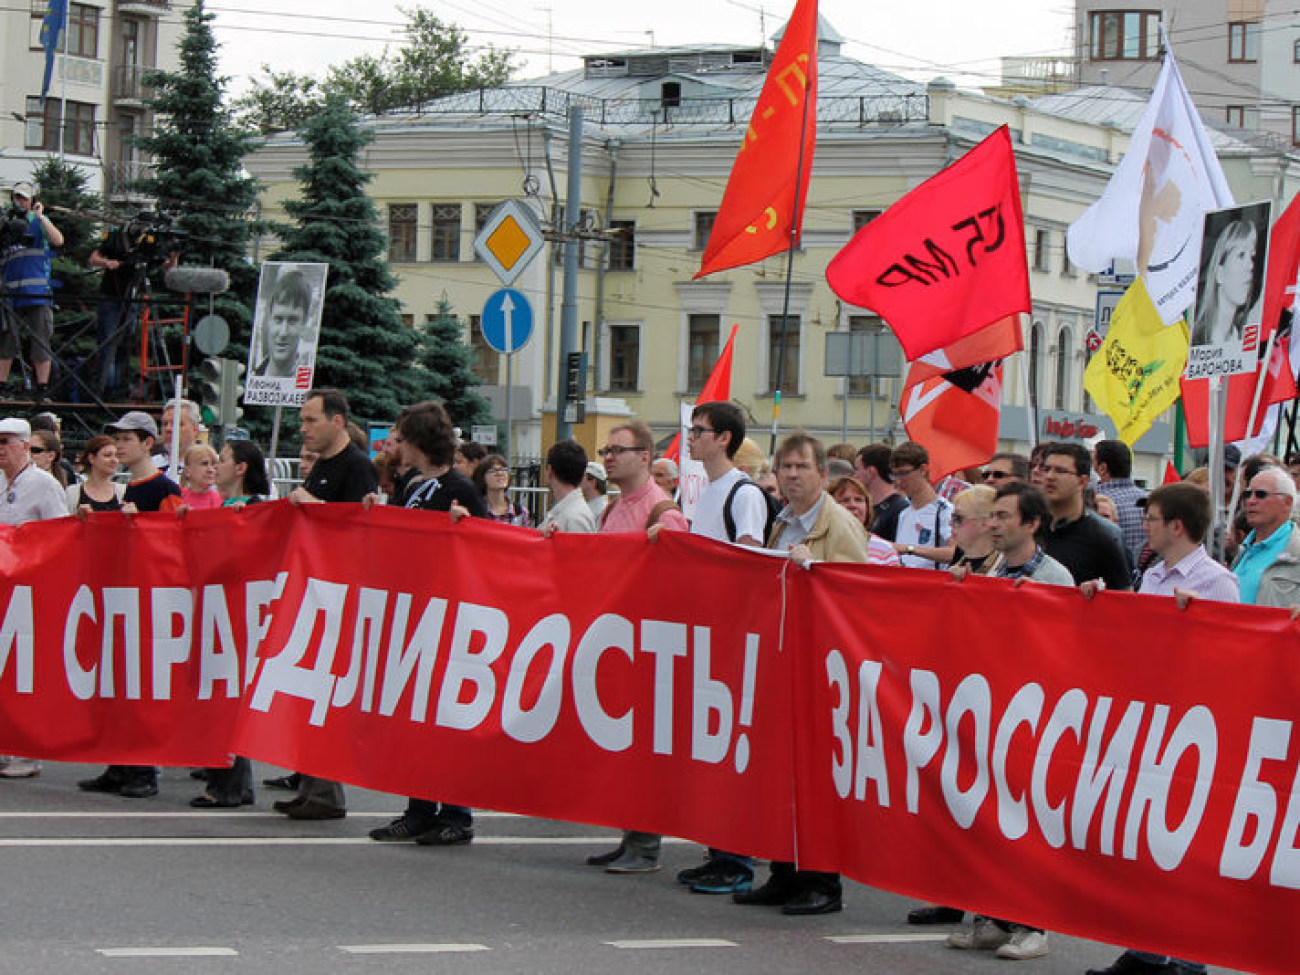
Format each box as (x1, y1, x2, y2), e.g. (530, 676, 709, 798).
(581, 460, 608, 522)
(0, 416, 69, 779)
(1, 183, 63, 401)
(77, 411, 181, 798)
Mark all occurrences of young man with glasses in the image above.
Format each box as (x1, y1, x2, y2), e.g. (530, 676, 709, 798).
(586, 420, 686, 875)
(889, 441, 954, 569)
(981, 452, 1029, 485)
(1039, 442, 1132, 591)
(1232, 465, 1300, 607)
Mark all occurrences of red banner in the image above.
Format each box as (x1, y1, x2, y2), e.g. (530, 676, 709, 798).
(0, 504, 1297, 974)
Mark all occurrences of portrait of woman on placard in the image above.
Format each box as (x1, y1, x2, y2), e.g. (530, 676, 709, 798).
(1191, 208, 1266, 348)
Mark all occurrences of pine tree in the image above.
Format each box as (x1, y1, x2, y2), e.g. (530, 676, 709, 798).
(421, 295, 492, 430)
(273, 96, 480, 424)
(130, 0, 258, 406)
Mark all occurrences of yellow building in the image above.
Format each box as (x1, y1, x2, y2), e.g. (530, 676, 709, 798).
(247, 20, 1300, 481)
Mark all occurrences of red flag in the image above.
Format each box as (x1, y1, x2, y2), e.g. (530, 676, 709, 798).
(1163, 460, 1181, 485)
(899, 359, 1005, 482)
(826, 126, 1031, 362)
(694, 0, 818, 278)
(1181, 196, 1300, 447)
(664, 324, 739, 462)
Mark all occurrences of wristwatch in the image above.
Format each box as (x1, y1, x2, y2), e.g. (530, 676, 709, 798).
(906, 544, 915, 555)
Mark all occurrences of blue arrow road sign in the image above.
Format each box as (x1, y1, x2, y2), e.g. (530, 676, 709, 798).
(481, 288, 534, 354)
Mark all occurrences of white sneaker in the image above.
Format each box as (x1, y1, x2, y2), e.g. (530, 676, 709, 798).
(947, 916, 1011, 950)
(0, 758, 40, 778)
(995, 927, 1050, 960)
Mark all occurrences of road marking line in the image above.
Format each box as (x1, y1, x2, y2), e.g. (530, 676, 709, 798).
(0, 836, 688, 848)
(97, 947, 238, 957)
(339, 943, 489, 954)
(827, 933, 951, 944)
(605, 939, 738, 949)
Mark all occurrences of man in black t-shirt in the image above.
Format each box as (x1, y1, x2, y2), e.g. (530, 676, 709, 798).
(276, 390, 377, 822)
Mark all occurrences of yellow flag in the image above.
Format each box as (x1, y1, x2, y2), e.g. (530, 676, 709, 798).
(1083, 278, 1189, 446)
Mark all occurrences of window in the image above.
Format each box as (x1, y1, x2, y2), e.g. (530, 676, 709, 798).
(121, 18, 140, 66)
(1294, 38, 1300, 63)
(1089, 10, 1160, 61)
(852, 209, 882, 233)
(693, 211, 717, 251)
(400, 314, 414, 328)
(768, 314, 800, 395)
(1229, 22, 1259, 63)
(1054, 327, 1073, 410)
(472, 202, 500, 262)
(1032, 227, 1050, 272)
(25, 97, 95, 155)
(687, 314, 720, 392)
(462, 314, 498, 384)
(67, 3, 99, 58)
(1061, 245, 1076, 278)
(1293, 106, 1300, 147)
(387, 204, 418, 263)
(608, 323, 640, 391)
(607, 219, 635, 271)
(846, 314, 884, 395)
(661, 81, 682, 109)
(1226, 105, 1247, 129)
(431, 204, 461, 262)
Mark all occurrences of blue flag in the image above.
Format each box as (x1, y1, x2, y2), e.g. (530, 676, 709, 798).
(40, 0, 68, 105)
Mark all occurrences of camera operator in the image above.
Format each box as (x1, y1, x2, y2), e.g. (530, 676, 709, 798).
(0, 182, 63, 402)
(89, 213, 178, 401)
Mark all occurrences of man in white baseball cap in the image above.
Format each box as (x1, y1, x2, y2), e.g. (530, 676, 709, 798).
(0, 415, 67, 778)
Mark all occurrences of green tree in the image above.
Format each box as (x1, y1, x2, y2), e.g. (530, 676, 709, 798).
(273, 96, 467, 424)
(420, 295, 492, 430)
(235, 8, 514, 133)
(131, 0, 259, 410)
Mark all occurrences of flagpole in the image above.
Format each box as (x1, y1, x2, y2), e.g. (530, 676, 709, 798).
(768, 57, 816, 455)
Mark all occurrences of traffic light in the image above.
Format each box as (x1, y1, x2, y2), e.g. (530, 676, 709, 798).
(194, 358, 222, 427)
(192, 357, 245, 432)
(218, 359, 245, 429)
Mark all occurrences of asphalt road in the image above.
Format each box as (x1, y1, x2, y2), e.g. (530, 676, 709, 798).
(0, 761, 1228, 974)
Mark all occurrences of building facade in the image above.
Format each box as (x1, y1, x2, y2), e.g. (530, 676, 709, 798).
(0, 0, 181, 203)
(247, 22, 1300, 482)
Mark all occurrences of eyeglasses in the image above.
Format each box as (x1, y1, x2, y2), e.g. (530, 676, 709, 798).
(598, 445, 645, 458)
(487, 466, 509, 475)
(687, 425, 715, 438)
(1244, 489, 1287, 500)
(951, 513, 967, 526)
(28, 447, 47, 455)
(982, 470, 1011, 481)
(890, 466, 917, 478)
(1142, 511, 1165, 523)
(1041, 465, 1078, 477)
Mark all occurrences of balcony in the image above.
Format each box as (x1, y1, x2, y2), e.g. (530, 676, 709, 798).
(112, 64, 156, 106)
(116, 0, 168, 17)
(104, 160, 154, 204)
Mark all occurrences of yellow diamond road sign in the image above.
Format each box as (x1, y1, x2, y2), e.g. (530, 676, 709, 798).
(474, 200, 545, 286)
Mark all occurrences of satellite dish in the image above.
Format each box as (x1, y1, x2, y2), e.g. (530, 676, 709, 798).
(193, 314, 230, 356)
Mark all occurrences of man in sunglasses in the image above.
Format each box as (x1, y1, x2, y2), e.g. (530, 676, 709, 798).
(1232, 465, 1300, 607)
(981, 452, 1028, 485)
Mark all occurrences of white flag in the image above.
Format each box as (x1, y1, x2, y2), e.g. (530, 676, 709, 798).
(1067, 48, 1234, 325)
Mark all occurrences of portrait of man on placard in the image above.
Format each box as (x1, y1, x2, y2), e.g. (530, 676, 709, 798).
(1190, 201, 1269, 350)
(245, 262, 328, 406)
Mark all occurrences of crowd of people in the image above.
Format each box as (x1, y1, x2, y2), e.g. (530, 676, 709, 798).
(0, 385, 1292, 975)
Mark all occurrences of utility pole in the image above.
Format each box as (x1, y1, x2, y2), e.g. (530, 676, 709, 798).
(556, 105, 583, 442)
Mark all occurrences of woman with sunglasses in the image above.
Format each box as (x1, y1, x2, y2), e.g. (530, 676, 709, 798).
(472, 453, 532, 527)
(30, 428, 68, 488)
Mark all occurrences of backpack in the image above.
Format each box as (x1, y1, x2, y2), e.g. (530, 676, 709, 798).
(723, 477, 780, 545)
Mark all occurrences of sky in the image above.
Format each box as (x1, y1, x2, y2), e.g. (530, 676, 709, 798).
(204, 0, 1077, 96)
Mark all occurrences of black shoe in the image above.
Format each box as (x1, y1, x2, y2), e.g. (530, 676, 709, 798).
(272, 797, 306, 814)
(33, 384, 48, 405)
(190, 794, 244, 808)
(415, 823, 473, 846)
(368, 818, 419, 842)
(262, 773, 301, 791)
(676, 858, 714, 885)
(733, 878, 797, 906)
(585, 844, 626, 867)
(908, 905, 965, 925)
(781, 889, 843, 915)
(283, 800, 346, 821)
(1086, 953, 1181, 975)
(119, 779, 158, 799)
(188, 769, 208, 781)
(77, 772, 123, 793)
